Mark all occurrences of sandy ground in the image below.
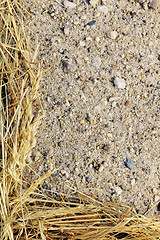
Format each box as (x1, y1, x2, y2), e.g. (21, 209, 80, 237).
(24, 0, 160, 216)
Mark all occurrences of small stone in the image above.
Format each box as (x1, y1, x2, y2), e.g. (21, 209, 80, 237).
(64, 27, 69, 35)
(114, 186, 122, 195)
(131, 178, 135, 186)
(149, 0, 159, 9)
(103, 145, 110, 151)
(26, 156, 33, 163)
(62, 60, 77, 73)
(143, 2, 149, 10)
(91, 56, 101, 67)
(94, 104, 102, 113)
(32, 150, 41, 158)
(79, 41, 86, 47)
(94, 11, 100, 17)
(107, 133, 113, 138)
(97, 5, 108, 13)
(112, 102, 117, 107)
(80, 119, 85, 125)
(107, 30, 118, 40)
(114, 77, 126, 89)
(152, 188, 158, 195)
(101, 98, 107, 106)
(125, 100, 129, 106)
(125, 157, 135, 170)
(65, 100, 70, 107)
(90, 0, 98, 7)
(154, 195, 160, 202)
(86, 36, 92, 42)
(99, 165, 104, 172)
(47, 96, 51, 103)
(109, 96, 119, 102)
(64, 0, 77, 9)
(61, 170, 67, 175)
(86, 20, 96, 26)
(95, 36, 100, 42)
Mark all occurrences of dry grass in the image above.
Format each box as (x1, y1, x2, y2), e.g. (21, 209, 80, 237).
(0, 0, 160, 239)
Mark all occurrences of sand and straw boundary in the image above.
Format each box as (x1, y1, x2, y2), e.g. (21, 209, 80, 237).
(0, 0, 160, 239)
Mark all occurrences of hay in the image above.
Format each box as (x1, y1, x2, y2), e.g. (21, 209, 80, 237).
(0, 0, 160, 239)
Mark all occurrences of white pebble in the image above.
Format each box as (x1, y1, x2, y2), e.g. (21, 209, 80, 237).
(26, 156, 33, 163)
(79, 41, 86, 47)
(32, 150, 41, 158)
(112, 102, 117, 107)
(154, 195, 160, 202)
(101, 98, 108, 106)
(86, 36, 92, 42)
(64, 27, 69, 35)
(107, 30, 118, 40)
(114, 186, 122, 195)
(64, 0, 76, 9)
(90, 0, 98, 7)
(131, 179, 135, 186)
(109, 96, 119, 102)
(94, 104, 102, 113)
(47, 96, 51, 103)
(107, 133, 113, 138)
(97, 5, 108, 13)
(114, 77, 126, 89)
(91, 56, 101, 67)
(95, 36, 100, 42)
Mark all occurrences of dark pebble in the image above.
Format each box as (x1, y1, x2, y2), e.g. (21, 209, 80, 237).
(86, 20, 96, 26)
(103, 145, 110, 151)
(124, 157, 135, 170)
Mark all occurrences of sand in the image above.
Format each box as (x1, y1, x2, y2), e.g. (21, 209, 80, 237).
(24, 0, 160, 216)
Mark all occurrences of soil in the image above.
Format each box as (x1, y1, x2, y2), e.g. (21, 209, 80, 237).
(24, 0, 160, 217)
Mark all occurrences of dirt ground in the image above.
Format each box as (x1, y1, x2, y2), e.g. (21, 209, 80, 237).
(24, 0, 160, 216)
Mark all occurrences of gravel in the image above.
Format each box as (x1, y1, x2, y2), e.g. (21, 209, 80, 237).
(24, 0, 160, 217)
(125, 157, 135, 170)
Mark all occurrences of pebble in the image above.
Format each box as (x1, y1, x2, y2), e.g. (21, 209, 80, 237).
(95, 36, 100, 42)
(90, 0, 98, 7)
(125, 100, 129, 106)
(107, 30, 118, 40)
(26, 156, 33, 163)
(148, 0, 159, 9)
(152, 187, 157, 195)
(64, 27, 69, 35)
(86, 20, 96, 26)
(94, 11, 100, 17)
(79, 41, 86, 47)
(97, 5, 108, 14)
(107, 133, 113, 138)
(63, 1, 77, 9)
(114, 186, 122, 195)
(32, 150, 41, 158)
(154, 195, 160, 202)
(86, 36, 92, 42)
(109, 96, 119, 102)
(103, 145, 110, 151)
(114, 77, 126, 89)
(125, 157, 135, 170)
(131, 178, 135, 186)
(91, 56, 101, 67)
